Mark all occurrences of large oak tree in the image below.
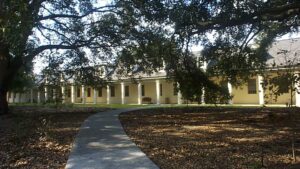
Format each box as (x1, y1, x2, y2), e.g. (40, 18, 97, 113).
(0, 0, 129, 114)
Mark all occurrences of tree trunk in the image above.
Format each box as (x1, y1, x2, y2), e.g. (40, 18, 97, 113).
(0, 88, 8, 115)
(0, 43, 10, 115)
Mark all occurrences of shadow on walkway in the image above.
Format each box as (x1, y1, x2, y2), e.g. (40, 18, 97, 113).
(65, 108, 159, 169)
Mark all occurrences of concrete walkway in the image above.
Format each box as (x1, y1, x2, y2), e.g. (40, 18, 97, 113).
(65, 108, 159, 169)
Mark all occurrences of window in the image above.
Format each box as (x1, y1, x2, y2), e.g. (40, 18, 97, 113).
(160, 84, 163, 96)
(87, 88, 91, 97)
(110, 86, 115, 97)
(141, 85, 145, 96)
(125, 86, 129, 97)
(173, 83, 177, 96)
(77, 88, 80, 97)
(98, 88, 102, 97)
(248, 79, 257, 94)
(67, 89, 71, 97)
(280, 84, 289, 93)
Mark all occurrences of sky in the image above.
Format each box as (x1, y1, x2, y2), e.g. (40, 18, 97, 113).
(190, 32, 300, 52)
(33, 0, 300, 74)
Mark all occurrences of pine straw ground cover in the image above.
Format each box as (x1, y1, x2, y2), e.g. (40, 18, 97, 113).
(0, 105, 110, 169)
(119, 107, 300, 169)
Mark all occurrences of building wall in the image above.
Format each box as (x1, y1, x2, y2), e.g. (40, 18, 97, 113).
(124, 83, 138, 104)
(7, 72, 300, 106)
(232, 85, 259, 104)
(97, 87, 107, 104)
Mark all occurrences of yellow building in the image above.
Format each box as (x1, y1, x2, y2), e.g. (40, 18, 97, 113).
(7, 38, 300, 106)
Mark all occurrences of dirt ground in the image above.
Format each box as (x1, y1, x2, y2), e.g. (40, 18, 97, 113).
(119, 107, 300, 169)
(0, 106, 109, 169)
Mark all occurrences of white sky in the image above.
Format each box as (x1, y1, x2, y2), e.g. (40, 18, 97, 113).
(34, 32, 300, 74)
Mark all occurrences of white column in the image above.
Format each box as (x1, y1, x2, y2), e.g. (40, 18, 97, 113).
(30, 89, 33, 103)
(81, 85, 86, 104)
(227, 82, 233, 104)
(201, 88, 205, 104)
(258, 75, 264, 105)
(44, 87, 48, 102)
(11, 92, 14, 103)
(107, 85, 110, 104)
(61, 86, 65, 103)
(14, 93, 18, 103)
(177, 83, 182, 104)
(93, 88, 97, 104)
(201, 61, 207, 71)
(295, 72, 300, 107)
(121, 82, 125, 104)
(6, 92, 9, 102)
(138, 82, 142, 104)
(71, 85, 75, 103)
(162, 60, 166, 70)
(156, 80, 160, 104)
(177, 91, 182, 105)
(37, 91, 41, 104)
(296, 86, 300, 107)
(53, 89, 56, 101)
(17, 93, 22, 103)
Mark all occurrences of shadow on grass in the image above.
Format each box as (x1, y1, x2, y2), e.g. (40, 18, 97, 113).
(120, 107, 300, 169)
(0, 106, 109, 169)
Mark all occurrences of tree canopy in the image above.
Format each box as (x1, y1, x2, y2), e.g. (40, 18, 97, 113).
(117, 0, 300, 80)
(114, 0, 300, 103)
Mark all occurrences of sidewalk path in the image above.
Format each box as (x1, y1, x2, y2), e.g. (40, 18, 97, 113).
(65, 108, 159, 169)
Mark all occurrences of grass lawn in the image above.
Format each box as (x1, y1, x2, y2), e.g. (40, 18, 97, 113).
(119, 107, 300, 169)
(73, 103, 149, 109)
(0, 105, 111, 169)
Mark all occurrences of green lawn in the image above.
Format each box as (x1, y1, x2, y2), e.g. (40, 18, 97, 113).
(9, 103, 149, 109)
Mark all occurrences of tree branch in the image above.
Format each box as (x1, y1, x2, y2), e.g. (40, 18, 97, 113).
(189, 2, 300, 34)
(37, 5, 116, 21)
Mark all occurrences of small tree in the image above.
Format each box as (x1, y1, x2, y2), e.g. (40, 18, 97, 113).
(264, 40, 300, 106)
